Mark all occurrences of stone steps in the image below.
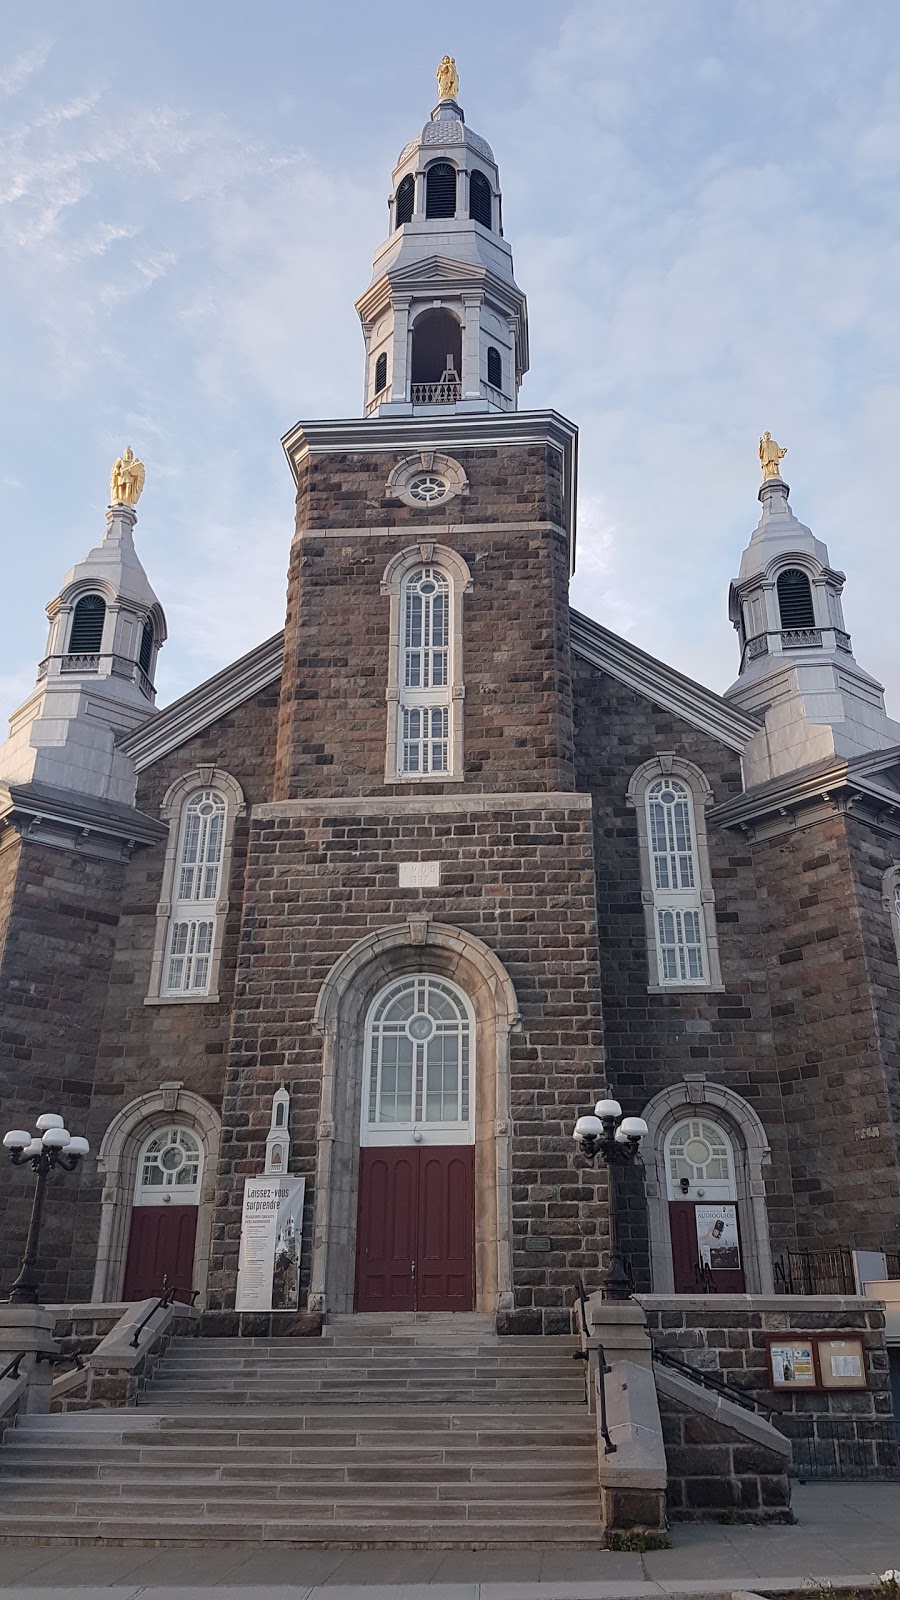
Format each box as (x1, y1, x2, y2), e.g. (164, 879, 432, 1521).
(0, 1321, 602, 1547)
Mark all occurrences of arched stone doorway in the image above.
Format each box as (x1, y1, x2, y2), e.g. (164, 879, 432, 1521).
(641, 1077, 774, 1294)
(309, 920, 520, 1316)
(91, 1088, 221, 1305)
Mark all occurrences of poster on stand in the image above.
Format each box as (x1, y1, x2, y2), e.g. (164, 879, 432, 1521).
(695, 1203, 741, 1271)
(235, 1175, 305, 1312)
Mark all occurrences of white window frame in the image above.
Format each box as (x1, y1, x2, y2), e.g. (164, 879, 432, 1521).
(381, 542, 472, 782)
(134, 1124, 204, 1207)
(145, 767, 246, 1006)
(361, 973, 476, 1148)
(627, 754, 724, 992)
(882, 865, 900, 980)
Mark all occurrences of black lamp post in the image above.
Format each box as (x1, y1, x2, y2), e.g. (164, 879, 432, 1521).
(573, 1098, 648, 1301)
(3, 1116, 90, 1305)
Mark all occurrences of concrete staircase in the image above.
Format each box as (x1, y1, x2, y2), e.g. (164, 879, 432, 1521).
(0, 1313, 603, 1547)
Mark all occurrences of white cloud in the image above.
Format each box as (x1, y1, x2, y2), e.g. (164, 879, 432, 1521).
(0, 42, 53, 98)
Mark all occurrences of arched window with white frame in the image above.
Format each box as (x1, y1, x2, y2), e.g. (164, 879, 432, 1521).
(382, 545, 471, 782)
(362, 973, 474, 1146)
(627, 756, 723, 991)
(146, 769, 246, 1005)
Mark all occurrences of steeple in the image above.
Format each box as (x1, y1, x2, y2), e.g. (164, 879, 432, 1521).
(724, 437, 900, 785)
(355, 59, 529, 418)
(0, 451, 167, 807)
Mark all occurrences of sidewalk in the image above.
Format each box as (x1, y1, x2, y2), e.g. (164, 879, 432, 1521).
(0, 1483, 896, 1599)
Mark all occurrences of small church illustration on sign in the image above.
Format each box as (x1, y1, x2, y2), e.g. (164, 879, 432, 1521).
(2, 64, 900, 1328)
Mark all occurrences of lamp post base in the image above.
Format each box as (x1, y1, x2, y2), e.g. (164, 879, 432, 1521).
(602, 1253, 633, 1302)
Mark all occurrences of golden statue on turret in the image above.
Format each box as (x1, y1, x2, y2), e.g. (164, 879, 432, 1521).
(437, 55, 459, 101)
(759, 431, 787, 481)
(110, 446, 145, 506)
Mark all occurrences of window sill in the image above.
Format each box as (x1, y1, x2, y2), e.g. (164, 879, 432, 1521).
(646, 984, 726, 996)
(143, 993, 221, 1007)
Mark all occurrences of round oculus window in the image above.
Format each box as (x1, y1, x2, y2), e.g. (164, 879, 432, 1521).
(406, 1013, 436, 1042)
(407, 473, 449, 504)
(684, 1137, 712, 1166)
(658, 789, 678, 804)
(160, 1145, 185, 1172)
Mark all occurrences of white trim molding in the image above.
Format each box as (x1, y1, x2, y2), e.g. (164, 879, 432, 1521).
(882, 864, 900, 978)
(145, 767, 246, 1005)
(627, 754, 724, 993)
(381, 543, 472, 783)
(384, 452, 469, 510)
(120, 633, 283, 772)
(640, 1076, 774, 1294)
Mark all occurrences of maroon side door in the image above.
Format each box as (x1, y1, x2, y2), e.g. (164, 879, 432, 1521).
(668, 1200, 746, 1293)
(122, 1206, 198, 1300)
(355, 1145, 474, 1312)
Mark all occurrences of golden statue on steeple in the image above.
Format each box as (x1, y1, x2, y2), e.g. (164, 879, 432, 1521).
(109, 446, 145, 507)
(759, 431, 787, 482)
(436, 55, 459, 102)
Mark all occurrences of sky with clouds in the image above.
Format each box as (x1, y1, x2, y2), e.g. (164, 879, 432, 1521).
(2, 0, 900, 729)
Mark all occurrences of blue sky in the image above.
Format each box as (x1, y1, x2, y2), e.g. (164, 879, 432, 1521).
(3, 0, 900, 726)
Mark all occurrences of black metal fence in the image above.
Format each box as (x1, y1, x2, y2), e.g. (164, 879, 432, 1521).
(774, 1247, 900, 1296)
(790, 1419, 900, 1482)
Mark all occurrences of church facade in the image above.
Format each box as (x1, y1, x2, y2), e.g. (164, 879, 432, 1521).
(2, 78, 899, 1331)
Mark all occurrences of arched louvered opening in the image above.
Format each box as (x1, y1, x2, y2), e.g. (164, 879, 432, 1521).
(374, 352, 388, 394)
(69, 594, 106, 654)
(425, 162, 457, 219)
(139, 617, 155, 677)
(395, 173, 414, 228)
(776, 568, 816, 630)
(410, 309, 462, 403)
(469, 169, 492, 229)
(486, 346, 502, 390)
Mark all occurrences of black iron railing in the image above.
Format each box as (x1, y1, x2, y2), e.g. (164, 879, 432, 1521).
(775, 1248, 856, 1296)
(652, 1343, 775, 1419)
(0, 1354, 25, 1383)
(573, 1279, 617, 1455)
(129, 1283, 198, 1349)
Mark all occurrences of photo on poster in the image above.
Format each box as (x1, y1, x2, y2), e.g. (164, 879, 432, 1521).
(695, 1203, 740, 1271)
(768, 1339, 816, 1389)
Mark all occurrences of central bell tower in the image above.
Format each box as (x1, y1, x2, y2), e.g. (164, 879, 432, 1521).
(356, 64, 529, 417)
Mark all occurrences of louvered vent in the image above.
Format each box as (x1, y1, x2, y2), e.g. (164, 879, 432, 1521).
(375, 352, 388, 394)
(69, 594, 106, 653)
(425, 162, 457, 219)
(469, 169, 492, 229)
(487, 346, 502, 390)
(395, 174, 414, 227)
(139, 617, 154, 675)
(776, 569, 815, 629)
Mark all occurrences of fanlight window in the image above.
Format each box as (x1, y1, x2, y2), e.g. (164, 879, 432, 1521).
(365, 975, 471, 1133)
(395, 172, 415, 227)
(163, 790, 227, 996)
(425, 161, 457, 219)
(469, 168, 492, 228)
(777, 568, 815, 629)
(666, 1118, 734, 1195)
(69, 594, 106, 653)
(646, 779, 707, 984)
(136, 1126, 202, 1197)
(399, 566, 451, 774)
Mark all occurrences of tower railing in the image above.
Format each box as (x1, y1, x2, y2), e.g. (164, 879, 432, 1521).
(411, 374, 461, 405)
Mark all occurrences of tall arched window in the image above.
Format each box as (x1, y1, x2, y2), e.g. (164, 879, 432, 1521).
(400, 566, 450, 774)
(410, 308, 462, 402)
(627, 757, 723, 991)
(147, 770, 245, 1004)
(374, 352, 388, 394)
(395, 173, 415, 227)
(68, 593, 106, 654)
(425, 161, 457, 219)
(486, 346, 502, 390)
(776, 568, 815, 629)
(362, 974, 473, 1144)
(469, 169, 492, 228)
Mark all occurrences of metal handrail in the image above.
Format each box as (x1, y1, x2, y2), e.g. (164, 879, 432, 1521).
(0, 1354, 25, 1383)
(129, 1282, 197, 1349)
(572, 1280, 616, 1455)
(652, 1343, 775, 1419)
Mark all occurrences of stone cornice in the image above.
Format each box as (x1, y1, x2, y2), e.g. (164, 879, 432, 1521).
(569, 609, 760, 755)
(118, 632, 284, 772)
(0, 780, 166, 861)
(281, 409, 579, 570)
(710, 748, 900, 841)
(254, 791, 592, 821)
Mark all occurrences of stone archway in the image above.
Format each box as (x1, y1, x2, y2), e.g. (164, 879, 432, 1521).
(640, 1075, 774, 1293)
(91, 1087, 221, 1306)
(309, 918, 520, 1316)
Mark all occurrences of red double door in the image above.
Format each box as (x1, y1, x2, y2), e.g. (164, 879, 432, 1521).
(668, 1200, 746, 1293)
(122, 1206, 198, 1301)
(355, 1145, 475, 1312)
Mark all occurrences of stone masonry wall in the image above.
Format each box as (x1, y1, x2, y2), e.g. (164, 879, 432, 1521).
(275, 444, 574, 800)
(0, 836, 126, 1302)
(572, 657, 793, 1283)
(210, 793, 608, 1331)
(748, 811, 900, 1252)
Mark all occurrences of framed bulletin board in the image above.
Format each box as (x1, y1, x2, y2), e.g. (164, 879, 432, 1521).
(766, 1336, 817, 1390)
(817, 1338, 867, 1391)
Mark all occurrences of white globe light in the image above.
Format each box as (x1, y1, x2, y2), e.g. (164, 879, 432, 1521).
(35, 1114, 65, 1131)
(24, 1139, 43, 1158)
(614, 1126, 630, 1144)
(619, 1117, 648, 1139)
(3, 1131, 32, 1150)
(594, 1099, 622, 1120)
(66, 1136, 90, 1157)
(574, 1114, 603, 1140)
(42, 1128, 70, 1148)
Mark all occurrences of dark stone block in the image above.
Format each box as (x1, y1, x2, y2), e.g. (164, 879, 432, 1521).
(200, 1311, 239, 1338)
(497, 1308, 543, 1336)
(270, 1311, 323, 1338)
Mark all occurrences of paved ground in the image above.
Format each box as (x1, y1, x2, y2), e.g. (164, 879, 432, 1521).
(0, 1484, 896, 1599)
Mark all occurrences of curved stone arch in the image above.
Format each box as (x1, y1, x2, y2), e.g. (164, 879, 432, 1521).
(640, 1077, 773, 1293)
(91, 1088, 222, 1306)
(379, 544, 473, 782)
(626, 754, 723, 992)
(159, 766, 246, 825)
(310, 920, 520, 1315)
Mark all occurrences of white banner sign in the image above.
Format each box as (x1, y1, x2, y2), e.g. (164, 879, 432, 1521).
(695, 1203, 741, 1271)
(235, 1175, 305, 1312)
